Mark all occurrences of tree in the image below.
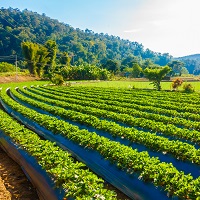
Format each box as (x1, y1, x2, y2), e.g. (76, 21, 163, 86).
(21, 41, 39, 75)
(179, 59, 200, 74)
(21, 41, 49, 77)
(123, 63, 142, 78)
(155, 53, 172, 66)
(168, 60, 185, 76)
(50, 74, 64, 85)
(121, 55, 141, 69)
(180, 67, 189, 75)
(36, 45, 49, 77)
(122, 67, 133, 77)
(44, 40, 58, 72)
(59, 52, 71, 66)
(61, 63, 110, 80)
(1, 7, 174, 70)
(144, 65, 171, 90)
(141, 59, 155, 69)
(131, 63, 143, 78)
(101, 59, 119, 74)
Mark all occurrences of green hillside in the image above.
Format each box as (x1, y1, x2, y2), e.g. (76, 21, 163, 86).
(175, 54, 200, 74)
(0, 7, 172, 67)
(177, 54, 200, 60)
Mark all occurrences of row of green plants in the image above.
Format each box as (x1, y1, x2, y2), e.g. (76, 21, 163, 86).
(118, 87, 200, 105)
(32, 86, 200, 130)
(1, 88, 200, 199)
(59, 86, 200, 114)
(51, 84, 199, 100)
(23, 87, 200, 144)
(97, 86, 199, 108)
(0, 109, 116, 199)
(43, 86, 200, 121)
(11, 87, 200, 165)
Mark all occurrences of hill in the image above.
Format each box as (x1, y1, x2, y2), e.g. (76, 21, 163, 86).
(176, 54, 200, 60)
(175, 54, 200, 74)
(0, 7, 172, 67)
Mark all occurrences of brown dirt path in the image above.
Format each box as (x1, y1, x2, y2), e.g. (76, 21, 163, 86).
(0, 176, 11, 200)
(0, 147, 39, 200)
(0, 75, 38, 84)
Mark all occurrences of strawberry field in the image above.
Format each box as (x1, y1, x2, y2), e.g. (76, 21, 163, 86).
(0, 84, 200, 199)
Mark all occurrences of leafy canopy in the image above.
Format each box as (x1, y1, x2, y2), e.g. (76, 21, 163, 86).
(144, 65, 171, 90)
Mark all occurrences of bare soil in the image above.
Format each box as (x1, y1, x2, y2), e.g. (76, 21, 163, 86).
(0, 147, 39, 200)
(0, 176, 11, 200)
(0, 75, 38, 84)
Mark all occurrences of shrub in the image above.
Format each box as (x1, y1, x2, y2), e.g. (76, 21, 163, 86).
(0, 62, 16, 72)
(172, 78, 183, 90)
(65, 82, 71, 87)
(51, 74, 64, 85)
(183, 83, 194, 93)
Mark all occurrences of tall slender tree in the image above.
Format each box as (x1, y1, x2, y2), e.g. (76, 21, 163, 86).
(21, 41, 39, 75)
(44, 40, 58, 72)
(36, 45, 49, 77)
(21, 41, 49, 77)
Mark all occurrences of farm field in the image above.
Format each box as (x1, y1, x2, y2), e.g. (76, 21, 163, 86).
(0, 80, 49, 89)
(73, 80, 200, 91)
(1, 78, 200, 91)
(0, 82, 200, 199)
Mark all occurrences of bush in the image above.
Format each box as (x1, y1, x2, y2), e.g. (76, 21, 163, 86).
(65, 82, 71, 87)
(172, 78, 183, 90)
(51, 74, 64, 85)
(0, 62, 16, 72)
(183, 83, 194, 93)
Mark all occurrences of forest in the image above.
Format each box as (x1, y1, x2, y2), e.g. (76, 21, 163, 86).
(0, 7, 200, 75)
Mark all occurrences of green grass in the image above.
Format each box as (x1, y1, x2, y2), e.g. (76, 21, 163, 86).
(73, 80, 200, 91)
(1, 79, 200, 92)
(0, 80, 50, 89)
(73, 81, 168, 89)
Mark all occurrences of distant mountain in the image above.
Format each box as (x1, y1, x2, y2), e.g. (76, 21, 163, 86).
(0, 7, 172, 68)
(175, 54, 200, 74)
(176, 54, 200, 60)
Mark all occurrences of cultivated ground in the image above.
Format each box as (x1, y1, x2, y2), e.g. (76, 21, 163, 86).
(0, 75, 200, 199)
(0, 75, 38, 84)
(0, 147, 39, 200)
(0, 75, 40, 199)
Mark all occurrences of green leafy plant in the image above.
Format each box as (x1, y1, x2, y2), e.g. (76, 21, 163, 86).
(143, 65, 171, 90)
(50, 74, 64, 85)
(23, 86, 200, 144)
(0, 62, 17, 72)
(183, 83, 194, 93)
(0, 109, 116, 199)
(1, 86, 200, 199)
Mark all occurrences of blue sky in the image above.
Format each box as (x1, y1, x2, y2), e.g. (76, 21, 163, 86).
(1, 0, 200, 57)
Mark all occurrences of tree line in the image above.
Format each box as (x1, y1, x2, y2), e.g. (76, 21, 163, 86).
(21, 39, 185, 90)
(0, 7, 174, 69)
(0, 7, 195, 90)
(20, 40, 111, 83)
